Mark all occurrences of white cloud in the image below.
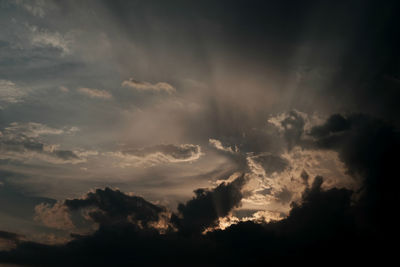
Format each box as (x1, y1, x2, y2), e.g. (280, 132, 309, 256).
(122, 78, 176, 94)
(78, 87, 112, 99)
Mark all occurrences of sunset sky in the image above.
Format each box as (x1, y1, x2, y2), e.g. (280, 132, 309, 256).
(0, 0, 399, 265)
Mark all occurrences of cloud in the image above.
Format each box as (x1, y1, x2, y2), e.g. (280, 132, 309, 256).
(209, 138, 237, 154)
(122, 78, 176, 94)
(77, 87, 112, 99)
(268, 110, 306, 150)
(171, 174, 247, 235)
(14, 0, 46, 17)
(28, 25, 72, 55)
(267, 110, 323, 149)
(0, 122, 85, 164)
(1, 112, 397, 263)
(0, 231, 23, 243)
(274, 187, 293, 204)
(251, 153, 288, 176)
(31, 175, 249, 237)
(4, 122, 65, 138)
(109, 144, 202, 167)
(0, 231, 24, 251)
(64, 188, 167, 228)
(0, 175, 372, 266)
(308, 113, 400, 232)
(34, 202, 74, 231)
(0, 80, 26, 105)
(59, 86, 69, 92)
(208, 132, 345, 217)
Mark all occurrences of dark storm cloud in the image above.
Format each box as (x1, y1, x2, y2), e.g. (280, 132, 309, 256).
(309, 113, 399, 183)
(64, 187, 165, 227)
(0, 230, 24, 251)
(0, 175, 380, 266)
(0, 231, 23, 243)
(308, 113, 400, 232)
(171, 174, 247, 235)
(207, 176, 359, 265)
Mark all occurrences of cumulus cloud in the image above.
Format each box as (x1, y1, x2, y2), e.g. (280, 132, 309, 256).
(208, 128, 347, 217)
(32, 175, 249, 238)
(122, 78, 176, 94)
(171, 174, 247, 235)
(77, 87, 112, 99)
(0, 174, 372, 266)
(65, 188, 168, 229)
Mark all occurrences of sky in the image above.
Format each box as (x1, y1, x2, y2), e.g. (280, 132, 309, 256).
(0, 0, 399, 265)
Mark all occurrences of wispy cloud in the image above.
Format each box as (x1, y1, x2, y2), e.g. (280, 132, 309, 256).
(14, 0, 46, 17)
(77, 87, 112, 99)
(4, 122, 64, 137)
(109, 144, 202, 167)
(0, 122, 89, 164)
(59, 86, 69, 92)
(0, 80, 26, 106)
(122, 78, 176, 94)
(29, 25, 72, 55)
(209, 138, 237, 154)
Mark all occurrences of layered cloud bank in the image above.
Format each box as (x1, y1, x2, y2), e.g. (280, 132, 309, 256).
(0, 113, 398, 265)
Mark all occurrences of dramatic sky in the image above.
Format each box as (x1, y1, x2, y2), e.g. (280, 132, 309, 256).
(0, 0, 399, 266)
